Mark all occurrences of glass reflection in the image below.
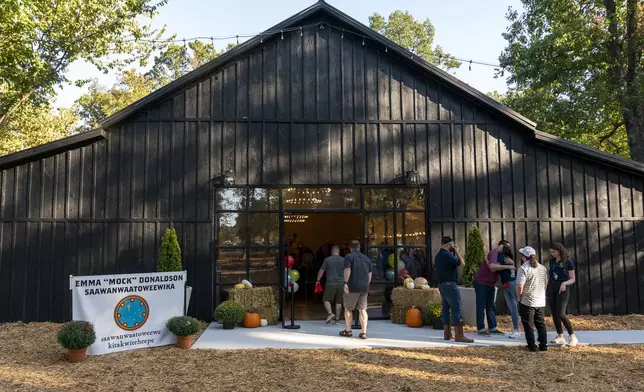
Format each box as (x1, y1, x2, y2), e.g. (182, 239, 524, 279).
(216, 188, 246, 210)
(364, 189, 394, 209)
(249, 249, 279, 284)
(249, 188, 279, 210)
(218, 248, 246, 283)
(396, 188, 425, 210)
(217, 213, 246, 245)
(249, 213, 279, 244)
(283, 188, 359, 209)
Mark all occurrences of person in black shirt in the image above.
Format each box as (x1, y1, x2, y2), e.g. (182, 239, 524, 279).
(434, 236, 474, 343)
(547, 242, 578, 347)
(340, 240, 372, 339)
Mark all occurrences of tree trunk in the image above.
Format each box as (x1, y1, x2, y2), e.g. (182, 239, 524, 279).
(625, 105, 644, 163)
(623, 0, 644, 162)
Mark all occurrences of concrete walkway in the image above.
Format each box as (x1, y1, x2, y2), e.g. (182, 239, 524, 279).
(192, 320, 644, 350)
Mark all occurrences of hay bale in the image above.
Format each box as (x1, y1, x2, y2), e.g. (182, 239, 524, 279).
(228, 287, 279, 325)
(391, 287, 441, 308)
(391, 305, 409, 324)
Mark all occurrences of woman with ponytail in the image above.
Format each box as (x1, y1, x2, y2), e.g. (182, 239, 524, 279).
(547, 242, 578, 347)
(515, 246, 549, 352)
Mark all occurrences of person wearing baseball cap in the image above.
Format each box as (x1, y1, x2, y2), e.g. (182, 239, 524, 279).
(434, 236, 474, 343)
(516, 246, 549, 352)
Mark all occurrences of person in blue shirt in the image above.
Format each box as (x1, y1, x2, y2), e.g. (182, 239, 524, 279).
(547, 242, 578, 347)
(496, 241, 520, 338)
(434, 236, 474, 343)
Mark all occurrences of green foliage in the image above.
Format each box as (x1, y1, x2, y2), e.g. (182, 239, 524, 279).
(463, 226, 485, 288)
(498, 0, 644, 160)
(369, 10, 460, 71)
(213, 300, 246, 324)
(158, 228, 182, 272)
(0, 0, 168, 131)
(57, 321, 96, 350)
(422, 302, 442, 325)
(166, 316, 200, 336)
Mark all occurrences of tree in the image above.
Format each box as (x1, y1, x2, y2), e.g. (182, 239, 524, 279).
(462, 225, 485, 288)
(158, 228, 183, 272)
(369, 10, 460, 71)
(498, 0, 643, 159)
(76, 41, 223, 130)
(0, 0, 168, 130)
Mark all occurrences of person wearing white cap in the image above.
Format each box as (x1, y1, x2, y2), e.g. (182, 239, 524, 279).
(515, 246, 549, 352)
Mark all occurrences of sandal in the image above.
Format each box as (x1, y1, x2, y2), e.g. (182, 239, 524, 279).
(359, 333, 367, 340)
(339, 330, 352, 337)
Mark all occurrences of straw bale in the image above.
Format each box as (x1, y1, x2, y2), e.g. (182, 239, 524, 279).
(391, 287, 441, 308)
(229, 287, 279, 325)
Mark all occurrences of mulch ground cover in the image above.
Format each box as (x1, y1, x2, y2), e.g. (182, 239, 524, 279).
(0, 316, 643, 392)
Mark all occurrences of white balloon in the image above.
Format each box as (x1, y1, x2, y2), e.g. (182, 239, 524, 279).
(397, 260, 406, 272)
(287, 282, 299, 293)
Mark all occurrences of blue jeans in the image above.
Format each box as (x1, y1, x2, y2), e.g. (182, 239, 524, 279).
(474, 281, 497, 331)
(438, 283, 462, 327)
(503, 280, 520, 331)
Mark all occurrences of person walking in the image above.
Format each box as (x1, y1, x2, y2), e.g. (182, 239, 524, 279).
(339, 240, 372, 339)
(474, 240, 516, 336)
(316, 246, 345, 324)
(435, 236, 474, 343)
(516, 246, 548, 352)
(496, 241, 521, 338)
(547, 242, 578, 347)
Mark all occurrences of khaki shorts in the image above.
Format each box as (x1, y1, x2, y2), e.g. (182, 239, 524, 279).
(344, 292, 368, 311)
(323, 284, 344, 303)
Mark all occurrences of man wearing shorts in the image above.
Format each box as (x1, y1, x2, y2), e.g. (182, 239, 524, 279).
(316, 246, 344, 324)
(340, 240, 372, 339)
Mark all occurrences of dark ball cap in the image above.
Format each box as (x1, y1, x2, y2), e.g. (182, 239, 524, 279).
(441, 236, 455, 245)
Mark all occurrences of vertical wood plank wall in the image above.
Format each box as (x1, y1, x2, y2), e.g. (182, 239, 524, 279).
(1, 21, 643, 321)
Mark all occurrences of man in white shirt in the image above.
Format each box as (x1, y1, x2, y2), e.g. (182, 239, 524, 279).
(516, 246, 548, 352)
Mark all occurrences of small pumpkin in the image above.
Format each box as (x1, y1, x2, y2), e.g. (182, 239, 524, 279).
(405, 307, 423, 328)
(234, 283, 246, 289)
(421, 284, 431, 290)
(260, 319, 268, 327)
(414, 277, 428, 287)
(241, 279, 253, 289)
(406, 282, 415, 290)
(243, 312, 261, 328)
(403, 277, 414, 287)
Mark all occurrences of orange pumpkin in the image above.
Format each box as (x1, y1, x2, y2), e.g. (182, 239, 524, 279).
(405, 307, 423, 328)
(243, 312, 261, 328)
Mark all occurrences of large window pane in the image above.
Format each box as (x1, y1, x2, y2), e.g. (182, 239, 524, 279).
(249, 188, 279, 210)
(283, 188, 359, 209)
(249, 213, 279, 245)
(216, 188, 247, 210)
(218, 248, 246, 284)
(217, 213, 247, 245)
(396, 188, 425, 210)
(364, 189, 394, 210)
(249, 249, 279, 284)
(400, 212, 426, 246)
(365, 213, 394, 246)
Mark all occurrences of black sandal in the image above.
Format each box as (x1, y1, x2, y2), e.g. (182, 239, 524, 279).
(359, 333, 367, 339)
(339, 330, 352, 337)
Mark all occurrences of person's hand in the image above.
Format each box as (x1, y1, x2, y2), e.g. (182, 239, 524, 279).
(559, 283, 567, 294)
(344, 284, 349, 294)
(508, 264, 516, 270)
(453, 245, 459, 252)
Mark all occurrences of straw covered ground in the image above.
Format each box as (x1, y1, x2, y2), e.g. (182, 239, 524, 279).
(1, 320, 643, 392)
(463, 313, 644, 332)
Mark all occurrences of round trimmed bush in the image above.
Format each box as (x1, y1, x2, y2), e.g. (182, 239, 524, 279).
(57, 321, 96, 350)
(167, 316, 201, 336)
(213, 300, 246, 324)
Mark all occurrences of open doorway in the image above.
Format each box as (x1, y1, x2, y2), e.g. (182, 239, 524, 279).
(283, 213, 360, 320)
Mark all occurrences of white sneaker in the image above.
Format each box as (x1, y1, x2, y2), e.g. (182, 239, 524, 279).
(508, 331, 521, 339)
(568, 334, 578, 347)
(551, 335, 566, 345)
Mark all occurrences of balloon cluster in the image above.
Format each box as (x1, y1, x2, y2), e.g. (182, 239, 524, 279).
(384, 253, 408, 281)
(284, 255, 300, 293)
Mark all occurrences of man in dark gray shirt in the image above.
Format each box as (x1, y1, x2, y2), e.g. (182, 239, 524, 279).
(316, 246, 345, 324)
(340, 240, 372, 339)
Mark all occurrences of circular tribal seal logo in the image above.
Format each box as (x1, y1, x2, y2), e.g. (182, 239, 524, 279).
(114, 295, 149, 331)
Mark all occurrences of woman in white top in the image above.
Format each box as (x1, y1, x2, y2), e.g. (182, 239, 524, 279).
(515, 246, 549, 352)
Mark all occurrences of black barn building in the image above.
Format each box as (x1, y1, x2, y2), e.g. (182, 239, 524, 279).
(1, 1, 643, 323)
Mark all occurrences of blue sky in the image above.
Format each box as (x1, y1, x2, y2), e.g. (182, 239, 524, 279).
(54, 0, 523, 108)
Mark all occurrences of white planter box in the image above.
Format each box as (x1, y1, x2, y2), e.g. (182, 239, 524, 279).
(185, 285, 193, 315)
(459, 286, 497, 327)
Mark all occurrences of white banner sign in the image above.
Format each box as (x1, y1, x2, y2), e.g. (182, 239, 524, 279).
(70, 271, 187, 355)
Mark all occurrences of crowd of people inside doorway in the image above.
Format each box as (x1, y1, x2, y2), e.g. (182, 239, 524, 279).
(437, 236, 579, 350)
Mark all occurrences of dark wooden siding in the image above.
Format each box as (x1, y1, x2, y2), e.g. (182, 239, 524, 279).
(1, 17, 643, 321)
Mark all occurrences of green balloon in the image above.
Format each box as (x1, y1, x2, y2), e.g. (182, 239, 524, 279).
(288, 270, 300, 282)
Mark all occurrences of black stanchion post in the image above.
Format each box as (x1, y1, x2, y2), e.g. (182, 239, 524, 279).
(283, 266, 300, 330)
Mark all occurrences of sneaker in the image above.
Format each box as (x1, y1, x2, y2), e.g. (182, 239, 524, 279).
(568, 334, 578, 347)
(478, 329, 490, 336)
(551, 335, 566, 345)
(539, 344, 548, 352)
(508, 331, 521, 339)
(526, 345, 537, 352)
(489, 329, 505, 335)
(325, 313, 336, 324)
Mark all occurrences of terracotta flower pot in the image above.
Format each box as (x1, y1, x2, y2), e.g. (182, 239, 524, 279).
(68, 347, 87, 363)
(176, 335, 193, 349)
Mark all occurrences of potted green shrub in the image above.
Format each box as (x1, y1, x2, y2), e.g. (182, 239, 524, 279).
(167, 316, 201, 349)
(158, 228, 192, 314)
(459, 225, 494, 326)
(422, 302, 443, 330)
(214, 300, 246, 329)
(57, 321, 96, 363)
